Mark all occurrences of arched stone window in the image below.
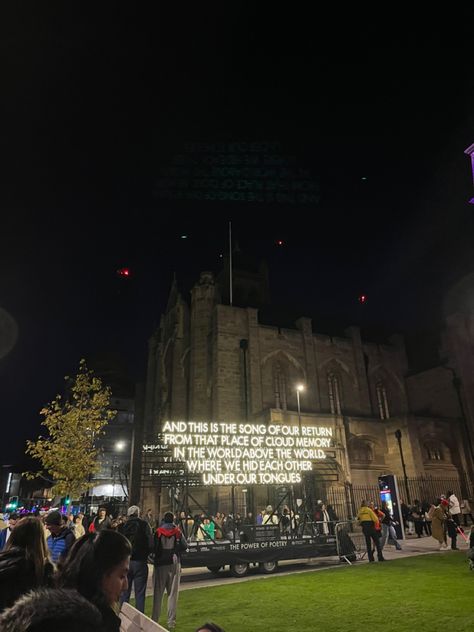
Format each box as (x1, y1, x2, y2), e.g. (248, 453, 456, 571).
(328, 372, 342, 415)
(424, 441, 444, 461)
(376, 382, 390, 419)
(349, 438, 374, 463)
(274, 361, 288, 410)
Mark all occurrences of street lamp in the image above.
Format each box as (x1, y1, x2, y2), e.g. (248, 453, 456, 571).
(296, 384, 305, 433)
(394, 429, 410, 504)
(115, 441, 125, 451)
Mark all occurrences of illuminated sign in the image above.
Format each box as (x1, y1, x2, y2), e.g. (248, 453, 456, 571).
(161, 421, 333, 486)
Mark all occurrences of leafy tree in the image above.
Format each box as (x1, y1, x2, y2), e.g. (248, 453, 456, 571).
(25, 359, 116, 499)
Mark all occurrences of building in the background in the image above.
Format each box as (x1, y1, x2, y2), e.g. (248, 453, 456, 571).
(139, 259, 472, 518)
(87, 354, 135, 514)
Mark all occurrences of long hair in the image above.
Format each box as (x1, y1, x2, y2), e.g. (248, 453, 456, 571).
(6, 516, 50, 583)
(58, 529, 131, 607)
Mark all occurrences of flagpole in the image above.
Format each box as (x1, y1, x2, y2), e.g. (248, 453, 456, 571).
(229, 221, 233, 306)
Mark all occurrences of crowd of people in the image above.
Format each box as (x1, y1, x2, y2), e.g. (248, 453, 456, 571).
(0, 505, 226, 632)
(357, 491, 474, 562)
(0, 492, 471, 630)
(173, 501, 339, 542)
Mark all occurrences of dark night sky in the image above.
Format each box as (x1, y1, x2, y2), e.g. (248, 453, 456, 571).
(1, 6, 474, 464)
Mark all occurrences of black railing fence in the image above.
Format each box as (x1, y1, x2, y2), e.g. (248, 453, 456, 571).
(306, 473, 472, 520)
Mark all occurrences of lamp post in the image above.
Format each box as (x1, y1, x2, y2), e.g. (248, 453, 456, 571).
(295, 384, 305, 505)
(296, 384, 305, 434)
(394, 429, 410, 504)
(112, 441, 125, 502)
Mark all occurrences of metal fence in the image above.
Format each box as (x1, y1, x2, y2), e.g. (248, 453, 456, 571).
(304, 473, 471, 521)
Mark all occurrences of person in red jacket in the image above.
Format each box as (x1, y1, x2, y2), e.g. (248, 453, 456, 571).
(152, 512, 187, 630)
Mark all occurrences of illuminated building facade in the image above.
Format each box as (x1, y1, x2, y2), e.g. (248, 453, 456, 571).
(140, 265, 472, 516)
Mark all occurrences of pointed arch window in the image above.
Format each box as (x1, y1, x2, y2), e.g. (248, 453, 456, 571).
(328, 372, 342, 415)
(425, 441, 443, 461)
(274, 362, 288, 410)
(376, 382, 390, 419)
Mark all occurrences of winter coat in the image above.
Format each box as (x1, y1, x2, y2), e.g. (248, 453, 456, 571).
(47, 527, 76, 563)
(0, 588, 103, 632)
(448, 494, 461, 516)
(119, 517, 152, 561)
(153, 522, 187, 566)
(430, 506, 447, 543)
(0, 546, 54, 613)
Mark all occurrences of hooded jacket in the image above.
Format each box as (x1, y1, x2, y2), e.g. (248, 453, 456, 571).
(154, 522, 187, 566)
(0, 588, 103, 632)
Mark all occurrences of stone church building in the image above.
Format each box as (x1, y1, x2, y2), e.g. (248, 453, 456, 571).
(139, 259, 473, 516)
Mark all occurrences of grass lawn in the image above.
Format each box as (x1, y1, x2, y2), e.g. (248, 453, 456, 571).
(143, 552, 473, 632)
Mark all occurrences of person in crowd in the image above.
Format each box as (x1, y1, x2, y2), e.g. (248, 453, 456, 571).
(0, 513, 18, 550)
(196, 624, 226, 632)
(0, 588, 104, 632)
(421, 500, 432, 535)
(256, 510, 264, 525)
(262, 505, 278, 525)
(0, 513, 7, 530)
(400, 499, 412, 534)
(0, 516, 54, 613)
(429, 499, 448, 550)
(74, 514, 86, 539)
(89, 507, 111, 533)
(369, 502, 384, 554)
(145, 508, 155, 530)
(66, 513, 76, 533)
(380, 500, 402, 550)
(80, 512, 90, 532)
(357, 500, 385, 562)
(119, 505, 152, 613)
(45, 511, 76, 564)
(213, 512, 224, 539)
(280, 505, 291, 535)
(201, 517, 215, 541)
(447, 490, 461, 526)
(410, 500, 424, 538)
(152, 511, 188, 630)
(58, 529, 131, 632)
(177, 511, 188, 537)
(461, 498, 473, 526)
(445, 501, 459, 550)
(243, 511, 254, 525)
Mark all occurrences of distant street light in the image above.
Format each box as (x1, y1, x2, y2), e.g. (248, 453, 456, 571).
(296, 384, 305, 433)
(115, 441, 125, 451)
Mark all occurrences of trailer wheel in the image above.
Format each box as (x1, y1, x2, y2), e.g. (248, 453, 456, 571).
(230, 563, 249, 577)
(259, 560, 278, 574)
(207, 566, 222, 575)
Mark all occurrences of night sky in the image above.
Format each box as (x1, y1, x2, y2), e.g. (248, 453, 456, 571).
(1, 6, 474, 465)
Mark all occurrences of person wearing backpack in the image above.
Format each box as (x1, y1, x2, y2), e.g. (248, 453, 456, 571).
(152, 511, 187, 630)
(119, 506, 152, 613)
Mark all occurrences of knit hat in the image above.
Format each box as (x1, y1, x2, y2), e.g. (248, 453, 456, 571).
(45, 511, 62, 526)
(266, 505, 273, 512)
(441, 499, 449, 507)
(127, 505, 140, 517)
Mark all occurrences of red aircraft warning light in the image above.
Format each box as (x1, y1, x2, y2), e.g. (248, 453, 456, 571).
(358, 294, 367, 304)
(117, 267, 131, 278)
(276, 239, 284, 246)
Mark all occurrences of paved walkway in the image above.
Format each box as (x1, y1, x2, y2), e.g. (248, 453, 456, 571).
(142, 529, 472, 596)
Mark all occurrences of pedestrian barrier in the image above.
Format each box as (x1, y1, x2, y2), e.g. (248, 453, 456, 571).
(120, 602, 169, 632)
(335, 520, 367, 564)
